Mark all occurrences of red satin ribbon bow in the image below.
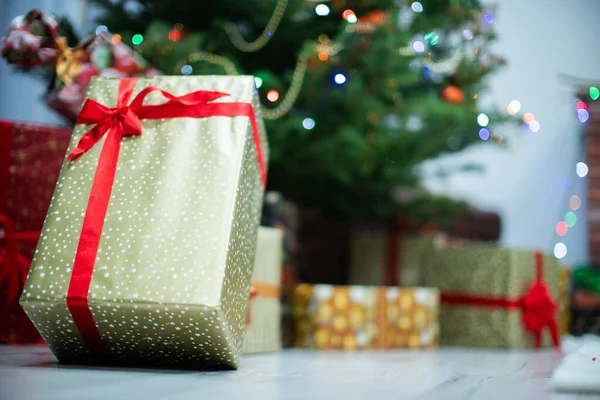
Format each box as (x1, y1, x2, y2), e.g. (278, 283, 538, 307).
(441, 250, 560, 350)
(0, 214, 39, 306)
(65, 78, 266, 359)
(520, 251, 560, 350)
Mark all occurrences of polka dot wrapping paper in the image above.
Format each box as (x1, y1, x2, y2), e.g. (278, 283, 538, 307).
(293, 284, 440, 349)
(242, 226, 283, 354)
(19, 76, 268, 370)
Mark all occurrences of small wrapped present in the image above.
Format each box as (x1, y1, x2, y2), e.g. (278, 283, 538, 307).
(423, 246, 561, 349)
(20, 75, 268, 369)
(243, 226, 283, 354)
(348, 220, 438, 287)
(0, 120, 71, 344)
(1, 9, 160, 122)
(260, 191, 300, 347)
(293, 284, 439, 349)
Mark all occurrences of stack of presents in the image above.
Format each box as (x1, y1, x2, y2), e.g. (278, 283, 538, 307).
(1, 10, 599, 369)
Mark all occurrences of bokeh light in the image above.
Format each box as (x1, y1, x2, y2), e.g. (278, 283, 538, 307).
(569, 195, 581, 210)
(254, 77, 263, 88)
(590, 86, 600, 101)
(506, 100, 521, 115)
(564, 212, 577, 228)
(529, 120, 540, 132)
(132, 34, 143, 45)
(315, 4, 330, 16)
(556, 221, 568, 236)
(267, 90, 280, 102)
(411, 2, 424, 12)
(112, 34, 121, 44)
(342, 10, 355, 20)
(180, 64, 192, 75)
(462, 29, 474, 40)
(96, 25, 108, 35)
(412, 40, 425, 53)
(554, 242, 567, 259)
(576, 162, 589, 177)
(478, 128, 490, 140)
(318, 52, 329, 61)
(334, 73, 347, 84)
(576, 101, 587, 111)
(483, 14, 494, 24)
(347, 14, 358, 23)
(477, 113, 489, 127)
(523, 112, 534, 124)
(302, 118, 316, 130)
(424, 32, 439, 46)
(578, 109, 590, 123)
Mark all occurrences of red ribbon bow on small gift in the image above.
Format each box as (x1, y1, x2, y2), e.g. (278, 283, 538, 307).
(64, 77, 266, 359)
(520, 251, 560, 350)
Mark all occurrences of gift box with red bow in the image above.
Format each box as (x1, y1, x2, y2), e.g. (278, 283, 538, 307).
(1, 9, 161, 123)
(0, 119, 72, 344)
(422, 245, 561, 349)
(20, 76, 268, 369)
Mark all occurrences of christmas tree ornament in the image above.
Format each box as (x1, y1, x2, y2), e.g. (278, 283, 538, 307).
(441, 85, 465, 104)
(349, 10, 387, 34)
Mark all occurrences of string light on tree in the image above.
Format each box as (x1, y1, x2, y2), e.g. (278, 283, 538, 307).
(523, 112, 534, 124)
(95, 25, 108, 35)
(529, 120, 540, 133)
(315, 4, 330, 16)
(554, 242, 567, 259)
(411, 2, 423, 12)
(477, 113, 489, 127)
(590, 86, 600, 100)
(254, 77, 263, 88)
(302, 118, 316, 130)
(132, 34, 143, 45)
(576, 162, 589, 177)
(576, 101, 587, 111)
(412, 40, 425, 53)
(334, 73, 347, 84)
(342, 9, 355, 21)
(180, 64, 192, 75)
(267, 90, 280, 102)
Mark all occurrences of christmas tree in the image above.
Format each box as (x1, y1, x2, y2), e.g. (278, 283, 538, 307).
(87, 0, 509, 223)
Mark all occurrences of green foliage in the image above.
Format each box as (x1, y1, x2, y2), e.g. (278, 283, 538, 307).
(91, 0, 510, 223)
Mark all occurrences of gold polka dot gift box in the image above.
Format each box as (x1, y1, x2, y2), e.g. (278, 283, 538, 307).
(19, 76, 268, 370)
(243, 227, 283, 354)
(422, 245, 561, 349)
(293, 284, 439, 349)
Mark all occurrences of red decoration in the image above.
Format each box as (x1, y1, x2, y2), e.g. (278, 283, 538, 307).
(441, 85, 465, 104)
(0, 120, 71, 345)
(64, 78, 266, 360)
(168, 29, 181, 42)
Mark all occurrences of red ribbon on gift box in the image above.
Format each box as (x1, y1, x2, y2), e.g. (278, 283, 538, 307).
(65, 78, 266, 360)
(440, 250, 561, 350)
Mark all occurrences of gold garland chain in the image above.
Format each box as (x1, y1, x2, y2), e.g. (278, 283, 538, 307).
(187, 51, 239, 75)
(223, 0, 288, 52)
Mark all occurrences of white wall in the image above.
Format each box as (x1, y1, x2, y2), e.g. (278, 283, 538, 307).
(1, 0, 598, 265)
(423, 0, 600, 266)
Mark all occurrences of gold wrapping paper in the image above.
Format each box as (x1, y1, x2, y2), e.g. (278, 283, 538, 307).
(293, 284, 439, 349)
(422, 245, 559, 348)
(243, 226, 283, 354)
(559, 268, 571, 336)
(349, 233, 434, 287)
(20, 76, 268, 369)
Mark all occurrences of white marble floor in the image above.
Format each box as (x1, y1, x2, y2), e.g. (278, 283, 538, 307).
(0, 345, 596, 400)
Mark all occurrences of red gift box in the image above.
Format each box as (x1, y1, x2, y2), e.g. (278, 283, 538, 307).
(0, 120, 71, 344)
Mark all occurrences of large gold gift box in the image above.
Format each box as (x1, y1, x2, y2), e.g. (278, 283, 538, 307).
(423, 245, 560, 349)
(20, 76, 268, 369)
(243, 226, 283, 354)
(293, 284, 439, 349)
